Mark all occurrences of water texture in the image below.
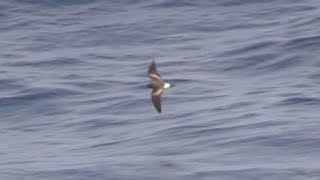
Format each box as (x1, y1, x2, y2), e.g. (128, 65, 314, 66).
(1, 0, 320, 179)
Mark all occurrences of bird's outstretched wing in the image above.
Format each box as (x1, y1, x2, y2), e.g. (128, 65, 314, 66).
(148, 60, 161, 80)
(151, 88, 163, 113)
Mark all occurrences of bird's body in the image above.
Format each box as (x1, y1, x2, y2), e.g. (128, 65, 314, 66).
(147, 61, 174, 113)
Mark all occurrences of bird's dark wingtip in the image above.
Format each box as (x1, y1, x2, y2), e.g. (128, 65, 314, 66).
(155, 105, 161, 113)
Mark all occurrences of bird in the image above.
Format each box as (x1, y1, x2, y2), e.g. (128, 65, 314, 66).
(147, 60, 174, 113)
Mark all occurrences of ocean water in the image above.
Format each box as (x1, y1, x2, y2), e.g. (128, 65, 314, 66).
(1, 0, 320, 179)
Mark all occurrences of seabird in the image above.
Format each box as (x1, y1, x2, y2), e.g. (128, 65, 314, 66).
(147, 60, 174, 113)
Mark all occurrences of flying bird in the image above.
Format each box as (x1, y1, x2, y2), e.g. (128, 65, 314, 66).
(147, 60, 174, 113)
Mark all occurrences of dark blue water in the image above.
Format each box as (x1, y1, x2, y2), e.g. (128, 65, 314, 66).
(1, 0, 320, 179)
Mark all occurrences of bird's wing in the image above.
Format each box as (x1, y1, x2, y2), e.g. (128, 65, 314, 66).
(148, 60, 161, 80)
(151, 88, 163, 113)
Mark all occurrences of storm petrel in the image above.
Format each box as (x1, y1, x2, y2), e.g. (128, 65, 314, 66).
(147, 60, 174, 113)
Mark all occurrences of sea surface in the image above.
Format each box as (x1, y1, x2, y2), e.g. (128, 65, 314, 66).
(1, 0, 320, 179)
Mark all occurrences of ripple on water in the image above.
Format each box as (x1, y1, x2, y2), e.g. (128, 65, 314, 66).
(4, 57, 83, 67)
(0, 87, 82, 106)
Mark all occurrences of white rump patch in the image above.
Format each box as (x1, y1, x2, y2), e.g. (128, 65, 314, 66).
(164, 83, 171, 88)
